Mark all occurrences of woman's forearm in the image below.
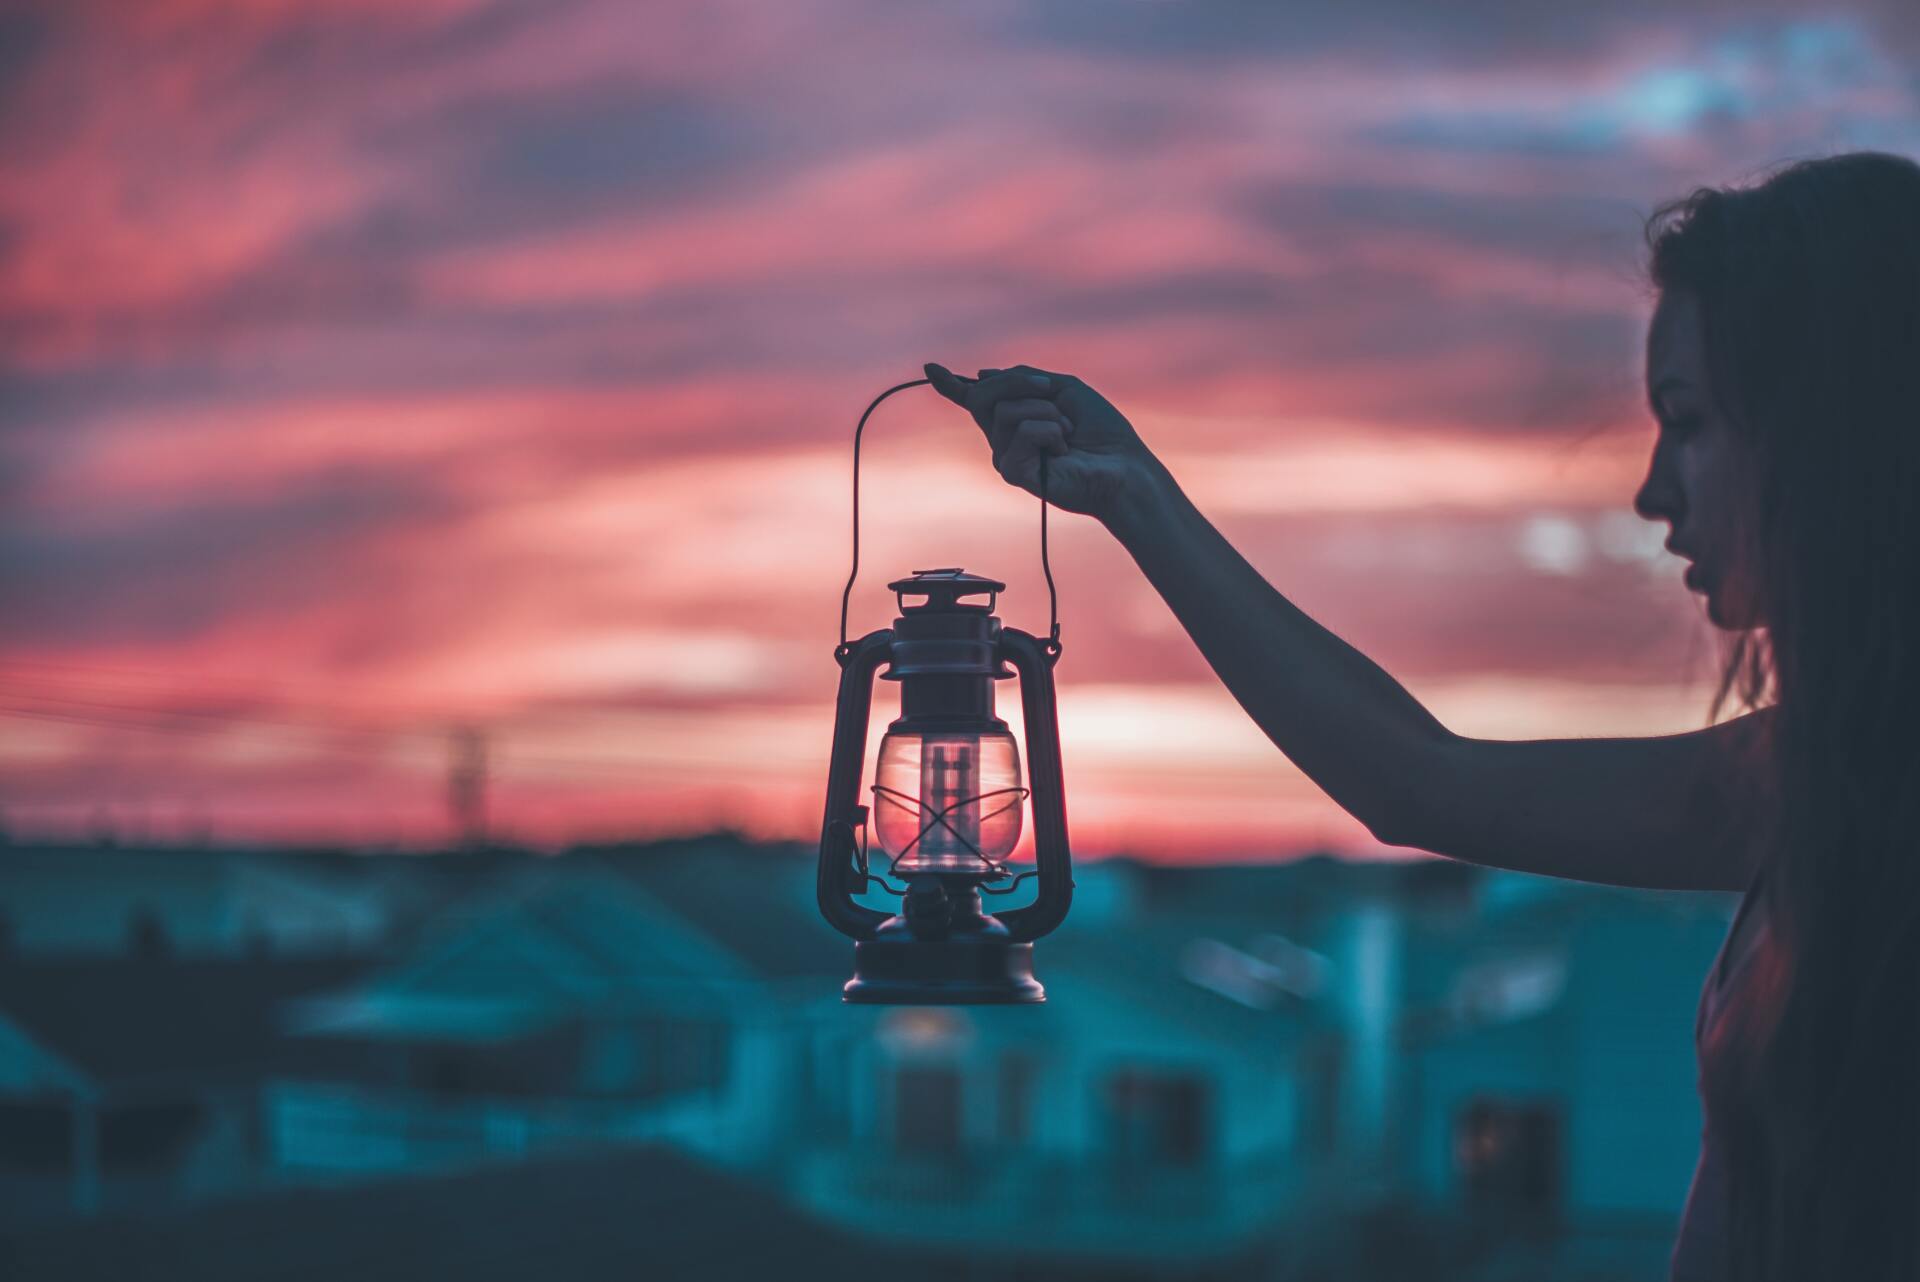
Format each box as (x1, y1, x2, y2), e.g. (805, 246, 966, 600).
(1098, 457, 1766, 891)
(1100, 459, 1454, 846)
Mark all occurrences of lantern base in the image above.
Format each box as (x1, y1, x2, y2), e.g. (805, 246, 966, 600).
(843, 937, 1044, 1005)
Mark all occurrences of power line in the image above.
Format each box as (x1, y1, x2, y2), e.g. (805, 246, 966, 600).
(0, 661, 808, 781)
(0, 701, 754, 780)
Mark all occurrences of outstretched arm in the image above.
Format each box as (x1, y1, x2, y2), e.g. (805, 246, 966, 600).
(927, 361, 1770, 893)
(1108, 458, 1770, 892)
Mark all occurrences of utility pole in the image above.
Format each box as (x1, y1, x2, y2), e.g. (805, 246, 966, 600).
(447, 725, 488, 851)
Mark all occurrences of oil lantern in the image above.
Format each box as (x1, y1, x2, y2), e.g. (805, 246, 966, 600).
(818, 568, 1073, 1003)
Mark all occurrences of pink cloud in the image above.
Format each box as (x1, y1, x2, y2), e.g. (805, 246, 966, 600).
(5, 0, 1895, 856)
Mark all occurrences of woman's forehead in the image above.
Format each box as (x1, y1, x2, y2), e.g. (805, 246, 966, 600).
(1646, 291, 1707, 392)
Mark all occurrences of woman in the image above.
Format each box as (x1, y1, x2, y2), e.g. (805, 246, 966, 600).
(925, 150, 1920, 1280)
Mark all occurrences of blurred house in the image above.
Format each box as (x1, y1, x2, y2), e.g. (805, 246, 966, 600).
(0, 955, 373, 1226)
(622, 844, 1359, 1270)
(268, 858, 781, 1175)
(0, 843, 410, 959)
(0, 836, 1742, 1281)
(1397, 877, 1736, 1278)
(259, 843, 1360, 1273)
(784, 925, 1348, 1275)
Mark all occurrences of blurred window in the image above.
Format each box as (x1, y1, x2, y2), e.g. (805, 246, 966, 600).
(894, 1063, 962, 1155)
(1455, 1095, 1562, 1226)
(1106, 1069, 1210, 1167)
(127, 906, 170, 959)
(811, 1035, 851, 1137)
(418, 1048, 475, 1095)
(998, 1052, 1034, 1146)
(659, 1018, 729, 1095)
(0, 1100, 73, 1172)
(0, 1099, 206, 1173)
(1304, 1039, 1341, 1158)
(589, 1018, 732, 1098)
(582, 1024, 641, 1093)
(101, 1100, 205, 1170)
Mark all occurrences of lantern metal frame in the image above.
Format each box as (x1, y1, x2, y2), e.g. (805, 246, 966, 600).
(818, 568, 1073, 1004)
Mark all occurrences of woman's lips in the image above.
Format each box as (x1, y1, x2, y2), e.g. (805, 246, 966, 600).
(1665, 537, 1705, 592)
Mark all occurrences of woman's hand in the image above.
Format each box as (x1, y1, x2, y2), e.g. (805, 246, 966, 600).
(923, 361, 1162, 525)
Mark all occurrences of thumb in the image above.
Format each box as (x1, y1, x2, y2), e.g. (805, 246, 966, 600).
(923, 362, 971, 405)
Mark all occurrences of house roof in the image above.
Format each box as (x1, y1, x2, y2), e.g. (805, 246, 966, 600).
(0, 1144, 898, 1282)
(0, 842, 503, 958)
(582, 838, 856, 980)
(292, 860, 768, 1040)
(0, 956, 374, 1092)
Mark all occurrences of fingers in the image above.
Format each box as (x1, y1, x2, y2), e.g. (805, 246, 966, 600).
(926, 362, 1081, 497)
(971, 372, 1053, 435)
(991, 397, 1066, 432)
(990, 397, 1071, 456)
(927, 362, 1077, 477)
(977, 366, 1058, 403)
(923, 362, 971, 406)
(925, 361, 1055, 413)
(981, 364, 1069, 386)
(996, 419, 1069, 488)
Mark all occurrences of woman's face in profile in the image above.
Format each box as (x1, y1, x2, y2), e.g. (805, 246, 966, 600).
(1635, 289, 1765, 631)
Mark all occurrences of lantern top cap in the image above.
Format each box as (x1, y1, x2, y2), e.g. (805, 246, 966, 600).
(889, 567, 1005, 614)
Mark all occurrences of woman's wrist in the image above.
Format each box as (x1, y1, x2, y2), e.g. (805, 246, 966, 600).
(1099, 454, 1179, 544)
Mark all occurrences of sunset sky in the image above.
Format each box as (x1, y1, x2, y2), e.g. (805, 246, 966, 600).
(5, 0, 1919, 858)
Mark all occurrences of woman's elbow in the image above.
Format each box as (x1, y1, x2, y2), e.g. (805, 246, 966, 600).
(1358, 733, 1464, 853)
(1363, 808, 1431, 853)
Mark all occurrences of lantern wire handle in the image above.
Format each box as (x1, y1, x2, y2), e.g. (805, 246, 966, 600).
(837, 378, 1062, 662)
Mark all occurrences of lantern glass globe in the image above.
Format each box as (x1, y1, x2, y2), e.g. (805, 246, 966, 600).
(872, 728, 1023, 874)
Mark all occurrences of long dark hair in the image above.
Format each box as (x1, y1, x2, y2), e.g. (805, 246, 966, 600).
(1646, 152, 1920, 1279)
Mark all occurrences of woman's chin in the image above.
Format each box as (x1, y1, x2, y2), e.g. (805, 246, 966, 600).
(1701, 585, 1763, 632)
(1686, 558, 1763, 630)
(1689, 567, 1734, 629)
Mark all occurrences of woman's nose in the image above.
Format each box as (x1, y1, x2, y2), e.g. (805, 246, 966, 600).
(1633, 452, 1682, 525)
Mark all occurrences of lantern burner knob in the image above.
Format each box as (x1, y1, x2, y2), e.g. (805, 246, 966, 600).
(902, 878, 954, 939)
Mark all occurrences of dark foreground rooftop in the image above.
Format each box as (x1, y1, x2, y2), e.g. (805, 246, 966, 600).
(0, 1144, 893, 1282)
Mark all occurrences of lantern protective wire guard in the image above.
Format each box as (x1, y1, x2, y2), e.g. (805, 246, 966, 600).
(817, 377, 1074, 1004)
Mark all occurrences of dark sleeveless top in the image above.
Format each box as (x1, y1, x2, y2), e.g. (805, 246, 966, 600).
(1670, 872, 1773, 1281)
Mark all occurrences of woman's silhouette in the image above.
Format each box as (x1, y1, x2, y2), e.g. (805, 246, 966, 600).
(927, 150, 1920, 1281)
